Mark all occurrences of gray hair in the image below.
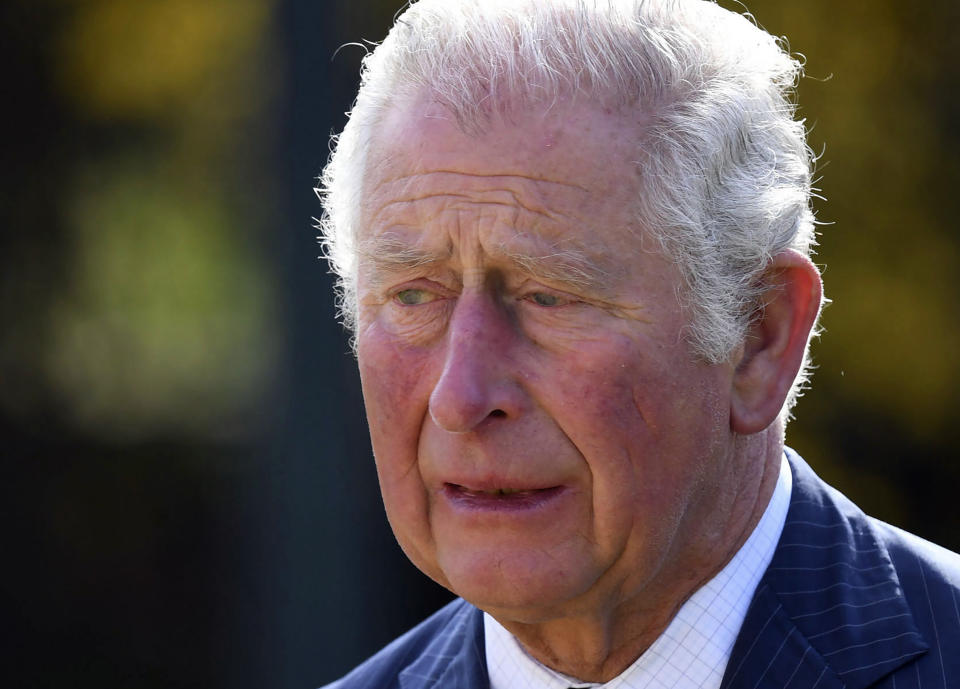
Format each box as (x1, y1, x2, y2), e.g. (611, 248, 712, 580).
(318, 0, 821, 411)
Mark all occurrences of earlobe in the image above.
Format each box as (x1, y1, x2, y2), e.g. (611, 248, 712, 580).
(730, 250, 823, 434)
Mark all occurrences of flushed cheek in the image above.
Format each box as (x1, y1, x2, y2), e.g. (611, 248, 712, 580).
(531, 343, 657, 539)
(357, 327, 441, 553)
(358, 325, 437, 433)
(543, 336, 713, 507)
(552, 328, 716, 441)
(547, 336, 661, 441)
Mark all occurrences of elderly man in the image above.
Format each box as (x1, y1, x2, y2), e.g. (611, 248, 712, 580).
(318, 1, 960, 687)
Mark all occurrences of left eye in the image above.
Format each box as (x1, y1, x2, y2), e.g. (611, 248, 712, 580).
(527, 292, 564, 307)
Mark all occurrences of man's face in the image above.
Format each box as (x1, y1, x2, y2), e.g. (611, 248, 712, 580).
(355, 98, 738, 622)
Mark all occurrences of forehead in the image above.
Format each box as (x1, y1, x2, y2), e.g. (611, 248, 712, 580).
(360, 96, 648, 255)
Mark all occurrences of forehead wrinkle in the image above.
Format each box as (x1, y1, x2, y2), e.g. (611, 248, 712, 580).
(368, 171, 590, 227)
(379, 169, 590, 194)
(371, 194, 566, 228)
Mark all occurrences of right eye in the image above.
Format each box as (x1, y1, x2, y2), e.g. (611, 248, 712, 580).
(394, 288, 436, 305)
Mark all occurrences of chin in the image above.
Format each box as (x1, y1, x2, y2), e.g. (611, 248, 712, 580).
(436, 546, 602, 620)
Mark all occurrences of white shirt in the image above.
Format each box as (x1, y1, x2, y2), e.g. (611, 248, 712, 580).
(485, 454, 793, 689)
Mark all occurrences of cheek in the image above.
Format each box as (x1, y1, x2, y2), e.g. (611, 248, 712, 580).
(555, 331, 723, 437)
(545, 334, 656, 443)
(357, 326, 437, 481)
(358, 327, 448, 583)
(541, 336, 656, 494)
(542, 333, 721, 500)
(359, 326, 433, 421)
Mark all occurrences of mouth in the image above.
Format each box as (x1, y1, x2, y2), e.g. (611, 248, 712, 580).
(442, 483, 565, 510)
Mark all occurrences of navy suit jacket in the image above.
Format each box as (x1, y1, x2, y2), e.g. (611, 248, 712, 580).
(325, 451, 960, 688)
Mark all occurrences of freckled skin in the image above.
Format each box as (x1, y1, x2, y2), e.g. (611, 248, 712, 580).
(355, 96, 777, 681)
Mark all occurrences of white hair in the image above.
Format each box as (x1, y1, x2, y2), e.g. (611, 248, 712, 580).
(318, 0, 821, 412)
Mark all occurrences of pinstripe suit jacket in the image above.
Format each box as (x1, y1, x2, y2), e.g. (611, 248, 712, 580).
(325, 450, 960, 688)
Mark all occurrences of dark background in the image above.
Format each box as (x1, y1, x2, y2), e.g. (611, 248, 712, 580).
(4, 0, 959, 687)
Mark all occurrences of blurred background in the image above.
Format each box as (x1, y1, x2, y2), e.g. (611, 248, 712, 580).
(3, 0, 958, 686)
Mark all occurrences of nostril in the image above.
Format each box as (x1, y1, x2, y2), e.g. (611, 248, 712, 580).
(489, 409, 507, 418)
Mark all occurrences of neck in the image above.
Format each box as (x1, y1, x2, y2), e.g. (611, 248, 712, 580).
(491, 430, 784, 682)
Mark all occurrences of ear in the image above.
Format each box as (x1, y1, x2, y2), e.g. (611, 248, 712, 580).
(730, 249, 823, 434)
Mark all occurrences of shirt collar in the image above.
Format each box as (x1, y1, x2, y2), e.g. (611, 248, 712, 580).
(485, 453, 793, 689)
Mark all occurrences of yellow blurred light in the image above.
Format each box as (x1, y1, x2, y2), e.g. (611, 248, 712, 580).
(56, 0, 272, 121)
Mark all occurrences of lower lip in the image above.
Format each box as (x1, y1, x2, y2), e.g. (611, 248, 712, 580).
(442, 484, 566, 511)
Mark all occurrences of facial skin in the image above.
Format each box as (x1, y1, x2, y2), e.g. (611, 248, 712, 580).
(354, 95, 819, 681)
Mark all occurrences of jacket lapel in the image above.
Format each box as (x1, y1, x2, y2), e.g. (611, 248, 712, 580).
(722, 582, 844, 689)
(723, 450, 928, 688)
(398, 601, 488, 689)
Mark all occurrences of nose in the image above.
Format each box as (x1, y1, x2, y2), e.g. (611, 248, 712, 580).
(428, 294, 527, 433)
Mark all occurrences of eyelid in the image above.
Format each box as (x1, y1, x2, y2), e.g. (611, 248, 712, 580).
(388, 278, 455, 304)
(520, 285, 578, 307)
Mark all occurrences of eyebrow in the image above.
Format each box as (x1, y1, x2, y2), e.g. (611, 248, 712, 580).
(359, 232, 612, 291)
(358, 233, 447, 275)
(497, 242, 610, 289)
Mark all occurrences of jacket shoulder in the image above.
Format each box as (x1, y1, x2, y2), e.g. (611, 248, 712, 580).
(872, 518, 960, 623)
(321, 598, 480, 689)
(767, 450, 960, 687)
(870, 519, 960, 685)
(874, 519, 960, 587)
